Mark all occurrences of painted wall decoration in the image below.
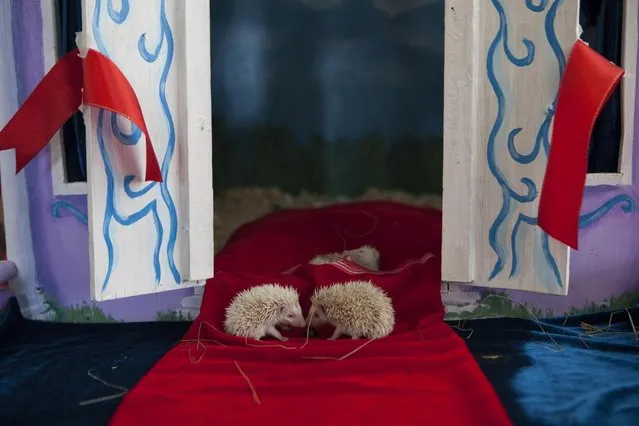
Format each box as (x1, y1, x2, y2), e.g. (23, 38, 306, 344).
(0, 0, 638, 323)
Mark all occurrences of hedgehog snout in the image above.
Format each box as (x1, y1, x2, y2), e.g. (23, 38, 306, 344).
(290, 314, 306, 328)
(306, 309, 325, 327)
(282, 308, 306, 328)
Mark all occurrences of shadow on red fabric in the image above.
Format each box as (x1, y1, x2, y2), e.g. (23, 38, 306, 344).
(110, 202, 512, 426)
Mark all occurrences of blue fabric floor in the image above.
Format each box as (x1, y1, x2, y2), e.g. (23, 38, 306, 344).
(1, 297, 638, 425)
(464, 308, 639, 425)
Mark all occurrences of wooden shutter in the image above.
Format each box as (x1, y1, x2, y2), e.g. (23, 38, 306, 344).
(82, 0, 213, 300)
(442, 0, 579, 295)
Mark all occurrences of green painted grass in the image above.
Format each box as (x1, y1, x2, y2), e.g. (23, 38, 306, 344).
(444, 291, 552, 320)
(44, 296, 118, 323)
(34, 287, 639, 323)
(445, 289, 639, 320)
(156, 310, 193, 322)
(565, 290, 639, 316)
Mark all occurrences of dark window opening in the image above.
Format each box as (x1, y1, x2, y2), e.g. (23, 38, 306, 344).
(209, 0, 445, 197)
(55, 0, 87, 183)
(580, 0, 625, 174)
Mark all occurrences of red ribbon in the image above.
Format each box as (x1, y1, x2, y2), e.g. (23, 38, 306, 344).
(538, 40, 624, 249)
(0, 48, 162, 182)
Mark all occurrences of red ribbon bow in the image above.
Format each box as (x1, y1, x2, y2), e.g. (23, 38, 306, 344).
(538, 40, 624, 249)
(0, 48, 162, 182)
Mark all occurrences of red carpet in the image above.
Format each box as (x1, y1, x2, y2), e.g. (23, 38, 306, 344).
(110, 202, 512, 426)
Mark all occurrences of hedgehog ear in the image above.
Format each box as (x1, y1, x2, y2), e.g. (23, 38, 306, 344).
(279, 304, 287, 314)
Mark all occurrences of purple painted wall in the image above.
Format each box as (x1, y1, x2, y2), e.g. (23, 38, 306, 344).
(512, 185, 639, 314)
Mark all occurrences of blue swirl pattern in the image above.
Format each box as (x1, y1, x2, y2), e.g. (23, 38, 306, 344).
(485, 0, 550, 285)
(485, 0, 634, 290)
(51, 200, 88, 225)
(91, 0, 181, 291)
(579, 195, 636, 229)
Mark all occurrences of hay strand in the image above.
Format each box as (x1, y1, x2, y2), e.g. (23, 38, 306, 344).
(451, 324, 474, 340)
(579, 308, 639, 341)
(303, 338, 377, 361)
(234, 361, 261, 405)
(626, 308, 638, 341)
(77, 370, 128, 406)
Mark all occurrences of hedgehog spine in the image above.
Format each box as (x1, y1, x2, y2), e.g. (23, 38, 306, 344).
(310, 280, 395, 339)
(224, 283, 302, 341)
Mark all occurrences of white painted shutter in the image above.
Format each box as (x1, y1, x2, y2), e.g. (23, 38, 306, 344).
(82, 0, 213, 301)
(442, 0, 579, 295)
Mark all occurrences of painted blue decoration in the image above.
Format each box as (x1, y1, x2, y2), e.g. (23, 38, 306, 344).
(111, 113, 142, 145)
(50, 199, 88, 225)
(123, 175, 155, 198)
(509, 213, 536, 278)
(95, 109, 164, 288)
(491, 0, 536, 67)
(485, 0, 545, 285)
(92, 0, 181, 291)
(525, 0, 548, 13)
(485, 0, 635, 290)
(507, 1, 565, 166)
(579, 194, 636, 229)
(106, 0, 129, 23)
(136, 0, 181, 284)
(485, 0, 565, 288)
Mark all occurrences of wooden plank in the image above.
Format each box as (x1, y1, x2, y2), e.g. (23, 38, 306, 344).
(82, 0, 212, 301)
(441, 0, 480, 284)
(175, 0, 214, 282)
(619, 0, 637, 184)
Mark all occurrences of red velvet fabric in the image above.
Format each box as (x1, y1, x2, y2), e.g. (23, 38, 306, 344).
(110, 202, 512, 426)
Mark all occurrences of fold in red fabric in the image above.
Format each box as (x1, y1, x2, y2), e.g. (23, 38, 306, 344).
(538, 40, 624, 249)
(0, 48, 162, 182)
(110, 202, 512, 426)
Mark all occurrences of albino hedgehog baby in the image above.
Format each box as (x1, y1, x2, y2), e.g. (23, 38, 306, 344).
(308, 280, 395, 340)
(224, 283, 306, 341)
(309, 245, 380, 271)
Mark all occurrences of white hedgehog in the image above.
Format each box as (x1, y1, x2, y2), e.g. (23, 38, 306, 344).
(309, 245, 380, 271)
(308, 280, 395, 340)
(224, 284, 306, 341)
